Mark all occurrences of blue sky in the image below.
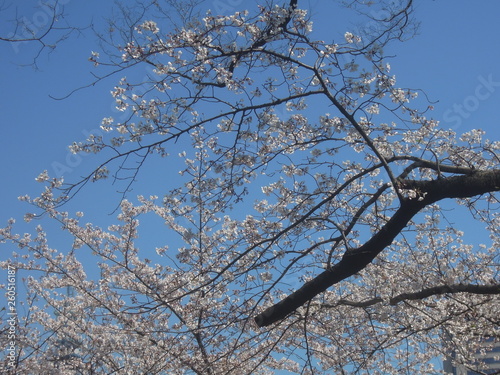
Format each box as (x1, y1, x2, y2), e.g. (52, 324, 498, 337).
(1, 0, 499, 247)
(0, 0, 498, 243)
(1, 0, 499, 212)
(2, 0, 500, 234)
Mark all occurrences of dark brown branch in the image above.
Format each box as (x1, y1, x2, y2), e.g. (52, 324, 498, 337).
(322, 283, 500, 309)
(391, 283, 500, 304)
(254, 169, 500, 327)
(394, 156, 474, 177)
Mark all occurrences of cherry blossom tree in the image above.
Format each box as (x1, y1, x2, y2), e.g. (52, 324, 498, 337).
(2, 0, 500, 373)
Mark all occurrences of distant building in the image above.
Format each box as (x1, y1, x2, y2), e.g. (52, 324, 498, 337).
(444, 336, 500, 374)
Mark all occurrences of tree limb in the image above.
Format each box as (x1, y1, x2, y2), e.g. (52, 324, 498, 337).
(320, 283, 500, 309)
(254, 169, 500, 327)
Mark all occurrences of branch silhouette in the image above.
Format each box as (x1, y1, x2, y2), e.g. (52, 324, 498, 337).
(255, 169, 500, 327)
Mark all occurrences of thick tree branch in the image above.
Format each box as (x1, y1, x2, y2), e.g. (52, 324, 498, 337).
(254, 169, 500, 327)
(321, 283, 500, 309)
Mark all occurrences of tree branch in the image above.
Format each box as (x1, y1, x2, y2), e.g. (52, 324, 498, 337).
(321, 283, 500, 309)
(227, 0, 298, 76)
(254, 169, 500, 327)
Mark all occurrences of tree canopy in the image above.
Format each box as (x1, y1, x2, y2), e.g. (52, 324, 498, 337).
(1, 0, 499, 374)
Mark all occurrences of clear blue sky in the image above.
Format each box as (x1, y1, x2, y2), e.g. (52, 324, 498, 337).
(1, 1, 500, 244)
